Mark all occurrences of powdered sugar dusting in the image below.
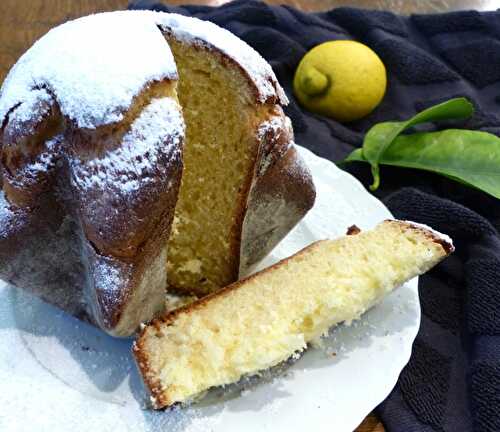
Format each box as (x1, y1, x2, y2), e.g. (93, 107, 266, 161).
(0, 9, 287, 131)
(7, 88, 53, 126)
(92, 257, 131, 321)
(257, 117, 283, 140)
(156, 13, 288, 105)
(0, 11, 177, 129)
(256, 117, 285, 174)
(10, 136, 61, 188)
(70, 97, 184, 194)
(0, 192, 18, 239)
(255, 115, 295, 176)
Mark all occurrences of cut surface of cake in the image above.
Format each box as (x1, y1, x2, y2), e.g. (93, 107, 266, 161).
(157, 14, 315, 296)
(133, 220, 453, 408)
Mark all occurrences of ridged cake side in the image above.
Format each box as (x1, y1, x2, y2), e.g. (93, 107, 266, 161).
(0, 12, 184, 337)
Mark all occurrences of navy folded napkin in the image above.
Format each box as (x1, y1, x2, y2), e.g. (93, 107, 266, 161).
(130, 1, 500, 430)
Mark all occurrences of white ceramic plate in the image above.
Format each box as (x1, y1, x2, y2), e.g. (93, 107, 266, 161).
(0, 146, 420, 432)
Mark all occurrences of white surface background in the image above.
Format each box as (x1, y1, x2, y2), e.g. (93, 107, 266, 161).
(0, 146, 420, 432)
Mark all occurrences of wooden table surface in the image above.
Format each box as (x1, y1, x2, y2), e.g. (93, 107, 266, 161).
(0, 0, 388, 430)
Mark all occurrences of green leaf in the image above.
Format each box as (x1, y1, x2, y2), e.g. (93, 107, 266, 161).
(344, 148, 365, 163)
(362, 97, 474, 190)
(346, 129, 500, 199)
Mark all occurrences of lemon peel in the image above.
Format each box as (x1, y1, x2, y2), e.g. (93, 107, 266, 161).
(294, 40, 387, 122)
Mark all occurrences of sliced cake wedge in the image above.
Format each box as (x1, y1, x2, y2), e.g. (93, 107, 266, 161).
(133, 220, 453, 408)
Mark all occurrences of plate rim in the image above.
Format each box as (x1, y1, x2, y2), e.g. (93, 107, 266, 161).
(0, 145, 420, 432)
(295, 144, 420, 431)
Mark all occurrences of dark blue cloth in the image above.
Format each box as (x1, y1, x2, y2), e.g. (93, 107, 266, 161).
(130, 2, 500, 430)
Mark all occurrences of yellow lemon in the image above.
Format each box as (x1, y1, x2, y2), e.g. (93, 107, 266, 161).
(293, 40, 387, 122)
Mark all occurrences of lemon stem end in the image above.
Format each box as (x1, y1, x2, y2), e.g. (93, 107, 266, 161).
(300, 66, 329, 96)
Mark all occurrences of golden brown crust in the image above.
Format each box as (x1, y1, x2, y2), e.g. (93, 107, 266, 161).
(69, 82, 180, 259)
(0, 79, 184, 337)
(239, 107, 316, 273)
(74, 82, 184, 335)
(132, 338, 172, 409)
(1, 89, 63, 208)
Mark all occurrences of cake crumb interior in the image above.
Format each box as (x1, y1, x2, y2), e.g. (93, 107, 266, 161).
(141, 222, 446, 405)
(166, 39, 262, 295)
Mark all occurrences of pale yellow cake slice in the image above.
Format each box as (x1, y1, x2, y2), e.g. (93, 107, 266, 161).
(133, 220, 453, 408)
